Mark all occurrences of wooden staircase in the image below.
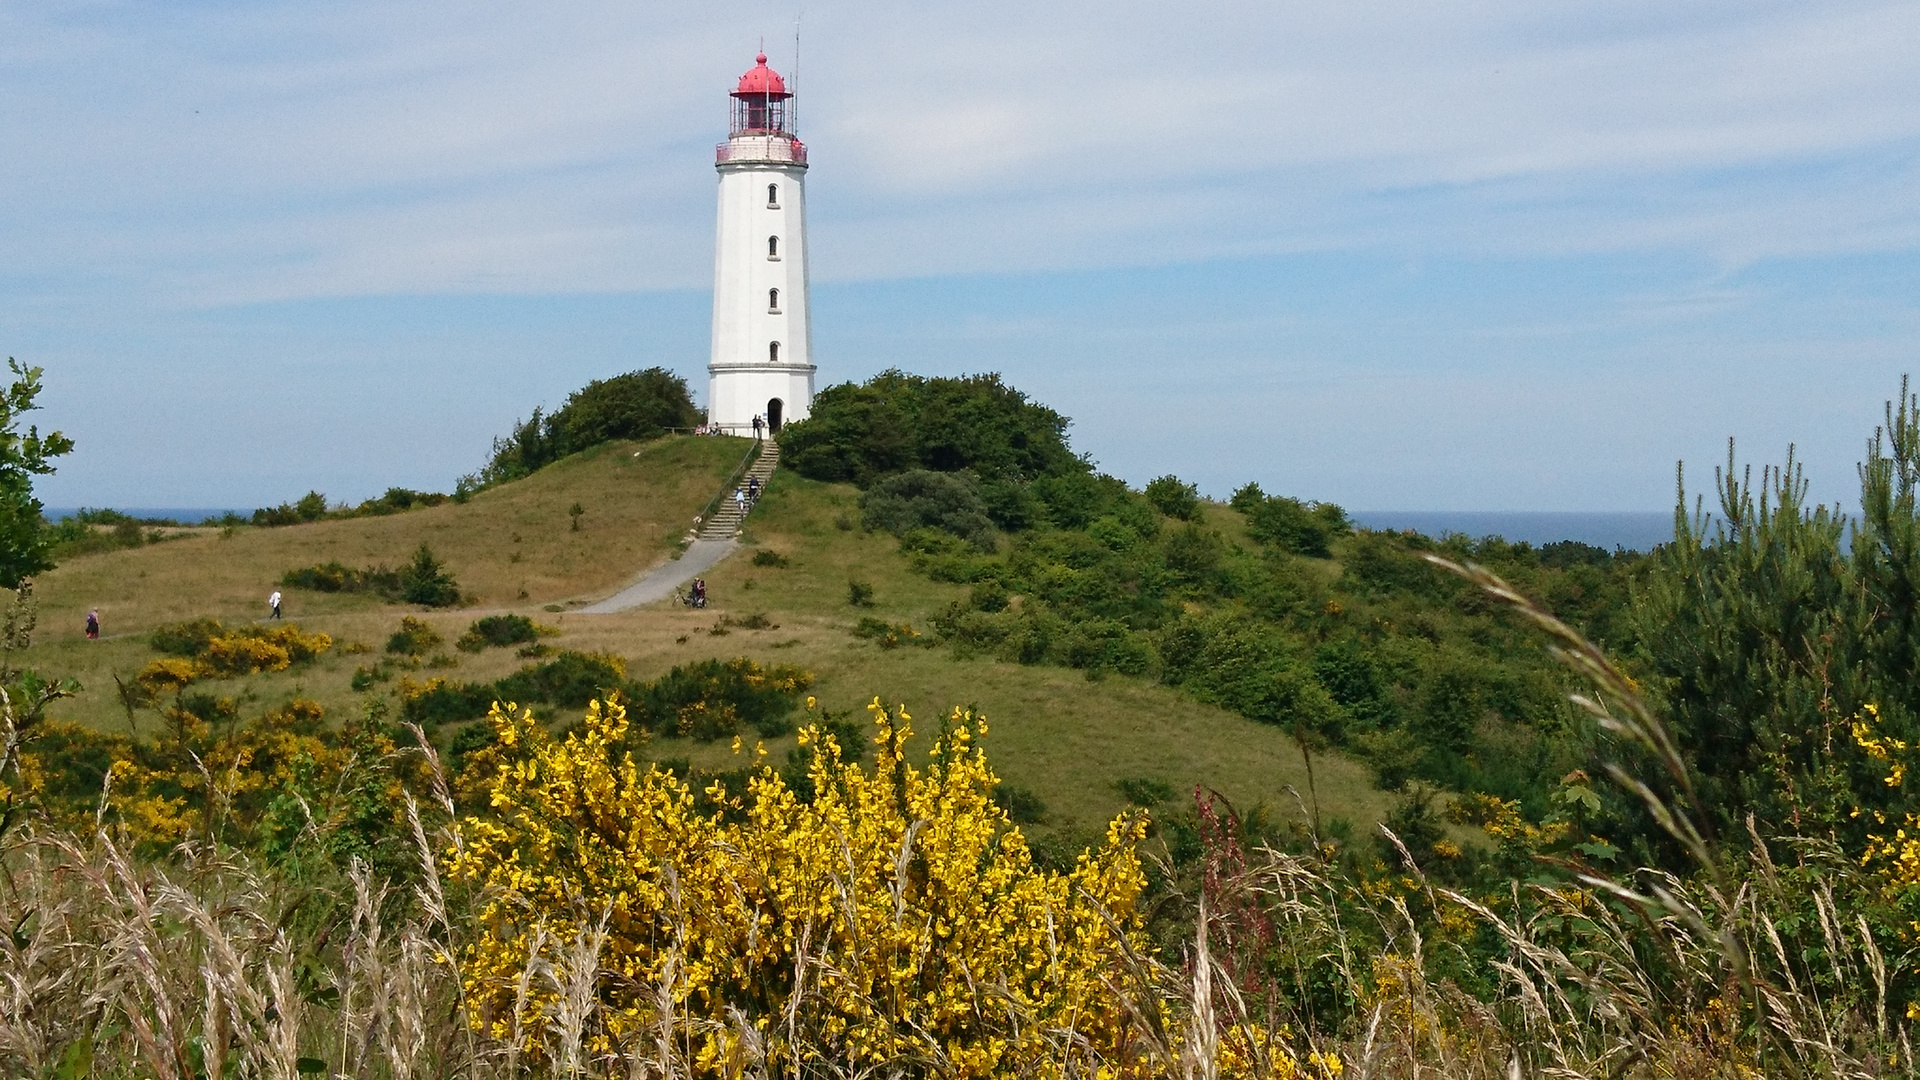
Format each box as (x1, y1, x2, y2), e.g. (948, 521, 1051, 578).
(695, 438, 779, 540)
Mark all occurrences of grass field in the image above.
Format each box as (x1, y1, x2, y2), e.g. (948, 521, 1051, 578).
(20, 436, 1393, 837)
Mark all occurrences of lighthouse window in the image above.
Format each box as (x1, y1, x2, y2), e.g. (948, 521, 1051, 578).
(767, 235, 780, 260)
(767, 183, 780, 208)
(769, 341, 781, 362)
(768, 288, 780, 312)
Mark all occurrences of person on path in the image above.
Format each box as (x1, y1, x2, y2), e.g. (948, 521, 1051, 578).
(747, 475, 760, 500)
(268, 590, 283, 619)
(85, 609, 99, 640)
(733, 487, 747, 514)
(752, 414, 764, 439)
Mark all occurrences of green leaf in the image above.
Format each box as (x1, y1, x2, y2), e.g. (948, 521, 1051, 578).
(1574, 839, 1621, 862)
(295, 1058, 327, 1075)
(51, 1037, 92, 1080)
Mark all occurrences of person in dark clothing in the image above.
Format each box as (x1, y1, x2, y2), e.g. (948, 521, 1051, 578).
(85, 609, 100, 640)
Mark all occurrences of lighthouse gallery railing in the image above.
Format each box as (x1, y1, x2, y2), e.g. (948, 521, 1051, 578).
(715, 138, 808, 165)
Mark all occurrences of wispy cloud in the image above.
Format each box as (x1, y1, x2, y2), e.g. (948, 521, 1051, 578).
(3, 0, 1916, 305)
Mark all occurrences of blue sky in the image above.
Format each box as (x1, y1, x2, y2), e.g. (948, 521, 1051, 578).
(3, 1, 1918, 511)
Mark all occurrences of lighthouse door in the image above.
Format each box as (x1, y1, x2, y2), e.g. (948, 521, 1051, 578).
(767, 399, 784, 433)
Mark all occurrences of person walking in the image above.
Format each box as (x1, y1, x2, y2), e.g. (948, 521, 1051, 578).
(733, 487, 747, 516)
(85, 609, 100, 640)
(268, 590, 283, 619)
(747, 475, 761, 501)
(751, 414, 764, 440)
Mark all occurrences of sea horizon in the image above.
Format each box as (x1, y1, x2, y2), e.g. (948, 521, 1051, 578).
(45, 507, 245, 525)
(1350, 510, 1675, 552)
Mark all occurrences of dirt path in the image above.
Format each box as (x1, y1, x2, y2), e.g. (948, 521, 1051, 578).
(575, 539, 738, 614)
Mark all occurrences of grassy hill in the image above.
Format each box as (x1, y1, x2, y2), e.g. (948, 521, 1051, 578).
(20, 434, 1390, 839)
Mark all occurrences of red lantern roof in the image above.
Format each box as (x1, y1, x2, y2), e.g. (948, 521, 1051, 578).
(732, 53, 790, 99)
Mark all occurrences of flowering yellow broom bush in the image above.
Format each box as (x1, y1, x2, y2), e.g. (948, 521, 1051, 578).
(447, 695, 1154, 1077)
(1853, 704, 1920, 943)
(134, 624, 333, 686)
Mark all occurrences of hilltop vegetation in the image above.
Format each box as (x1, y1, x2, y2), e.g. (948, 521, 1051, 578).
(783, 370, 1648, 852)
(476, 366, 701, 486)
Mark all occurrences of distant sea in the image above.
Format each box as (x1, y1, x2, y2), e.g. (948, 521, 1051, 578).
(45, 507, 243, 525)
(1350, 511, 1674, 553)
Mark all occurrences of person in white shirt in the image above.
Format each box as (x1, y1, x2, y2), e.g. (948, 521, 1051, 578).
(269, 590, 283, 619)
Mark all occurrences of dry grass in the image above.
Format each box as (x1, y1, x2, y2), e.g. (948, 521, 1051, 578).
(32, 435, 749, 638)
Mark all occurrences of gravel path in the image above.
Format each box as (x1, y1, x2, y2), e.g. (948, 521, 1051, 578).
(575, 539, 738, 614)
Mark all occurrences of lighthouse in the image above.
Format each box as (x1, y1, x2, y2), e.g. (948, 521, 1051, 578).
(707, 52, 814, 436)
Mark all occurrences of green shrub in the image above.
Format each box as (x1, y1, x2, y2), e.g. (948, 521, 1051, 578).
(993, 784, 1048, 824)
(624, 657, 814, 742)
(851, 617, 920, 650)
(494, 651, 626, 710)
(447, 719, 498, 775)
(400, 680, 498, 727)
(353, 488, 448, 516)
(1234, 489, 1349, 559)
(399, 543, 460, 607)
(1143, 475, 1201, 520)
(280, 561, 407, 596)
(456, 614, 542, 653)
(1113, 776, 1177, 806)
(386, 616, 443, 656)
(1162, 523, 1226, 585)
(968, 580, 1009, 612)
(847, 580, 874, 607)
(46, 515, 157, 559)
(479, 368, 699, 484)
(149, 617, 224, 657)
(282, 561, 358, 592)
(860, 470, 997, 550)
(750, 549, 790, 568)
(780, 369, 1083, 489)
(399, 651, 626, 725)
(252, 491, 329, 527)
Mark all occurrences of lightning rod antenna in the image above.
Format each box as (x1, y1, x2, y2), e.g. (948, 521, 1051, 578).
(792, 11, 802, 132)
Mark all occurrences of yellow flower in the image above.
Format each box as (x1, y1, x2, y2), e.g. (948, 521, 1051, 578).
(447, 697, 1149, 1076)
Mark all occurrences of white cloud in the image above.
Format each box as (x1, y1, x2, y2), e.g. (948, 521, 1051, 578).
(2, 0, 1916, 305)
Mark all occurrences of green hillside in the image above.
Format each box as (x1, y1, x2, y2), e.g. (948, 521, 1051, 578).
(18, 434, 1392, 839)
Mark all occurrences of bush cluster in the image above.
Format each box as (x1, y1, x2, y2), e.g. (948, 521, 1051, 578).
(859, 469, 997, 550)
(45, 508, 179, 559)
(253, 487, 455, 528)
(780, 369, 1083, 489)
(477, 368, 699, 485)
(281, 561, 402, 595)
(281, 543, 459, 607)
(455, 614, 545, 652)
(398, 652, 812, 745)
(883, 462, 1639, 814)
(1229, 482, 1351, 558)
(399, 650, 628, 727)
(252, 491, 330, 526)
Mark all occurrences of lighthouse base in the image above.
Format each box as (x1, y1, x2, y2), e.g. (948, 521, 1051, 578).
(708, 362, 815, 436)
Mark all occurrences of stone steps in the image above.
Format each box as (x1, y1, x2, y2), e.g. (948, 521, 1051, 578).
(695, 439, 780, 540)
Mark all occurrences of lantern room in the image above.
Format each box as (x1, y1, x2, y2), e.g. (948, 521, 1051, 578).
(730, 53, 792, 136)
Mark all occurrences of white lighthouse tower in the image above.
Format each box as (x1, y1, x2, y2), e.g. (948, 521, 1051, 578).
(707, 52, 814, 436)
